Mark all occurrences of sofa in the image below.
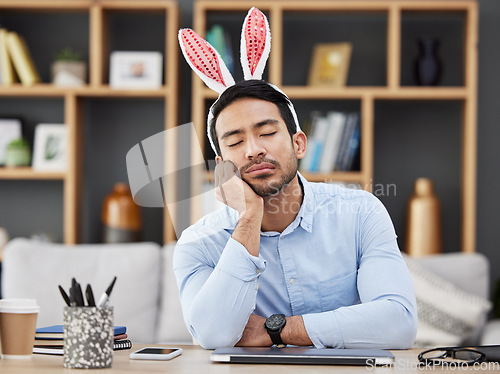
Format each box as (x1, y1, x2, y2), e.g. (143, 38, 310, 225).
(1, 238, 192, 344)
(2, 238, 499, 347)
(402, 252, 499, 346)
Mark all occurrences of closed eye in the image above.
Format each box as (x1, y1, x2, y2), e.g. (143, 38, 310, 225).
(261, 131, 277, 137)
(228, 140, 243, 148)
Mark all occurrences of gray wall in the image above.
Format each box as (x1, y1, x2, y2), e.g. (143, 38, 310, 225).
(0, 1, 498, 296)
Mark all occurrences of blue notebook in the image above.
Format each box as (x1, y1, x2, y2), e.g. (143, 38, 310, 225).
(35, 325, 126, 340)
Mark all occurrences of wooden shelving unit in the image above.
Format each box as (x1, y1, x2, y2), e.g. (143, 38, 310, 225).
(0, 0, 179, 244)
(190, 0, 477, 253)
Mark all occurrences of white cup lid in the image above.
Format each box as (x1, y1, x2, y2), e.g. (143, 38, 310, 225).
(0, 298, 40, 313)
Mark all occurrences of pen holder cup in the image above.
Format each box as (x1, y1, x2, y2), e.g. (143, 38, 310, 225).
(63, 306, 113, 369)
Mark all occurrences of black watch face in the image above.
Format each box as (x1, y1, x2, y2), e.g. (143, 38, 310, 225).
(266, 314, 285, 330)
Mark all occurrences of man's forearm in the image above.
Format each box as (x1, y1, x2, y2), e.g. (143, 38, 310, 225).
(282, 316, 313, 346)
(175, 237, 267, 349)
(237, 314, 312, 347)
(232, 209, 262, 257)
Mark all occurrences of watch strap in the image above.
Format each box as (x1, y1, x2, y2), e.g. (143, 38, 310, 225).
(267, 329, 286, 347)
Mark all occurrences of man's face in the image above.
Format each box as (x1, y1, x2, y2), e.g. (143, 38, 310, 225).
(215, 98, 304, 197)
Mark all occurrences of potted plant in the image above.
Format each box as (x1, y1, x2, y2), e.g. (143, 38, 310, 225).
(51, 47, 87, 86)
(4, 138, 31, 167)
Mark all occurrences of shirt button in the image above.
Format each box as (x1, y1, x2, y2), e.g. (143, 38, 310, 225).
(256, 269, 261, 274)
(289, 278, 295, 284)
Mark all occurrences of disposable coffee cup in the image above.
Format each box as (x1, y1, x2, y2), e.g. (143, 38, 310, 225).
(0, 298, 40, 359)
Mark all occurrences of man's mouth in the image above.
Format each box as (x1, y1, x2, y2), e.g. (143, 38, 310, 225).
(244, 162, 276, 176)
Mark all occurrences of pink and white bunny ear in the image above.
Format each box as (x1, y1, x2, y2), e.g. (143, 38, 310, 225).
(179, 28, 235, 94)
(240, 7, 271, 81)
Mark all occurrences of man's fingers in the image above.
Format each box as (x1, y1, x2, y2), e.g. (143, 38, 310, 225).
(214, 160, 249, 210)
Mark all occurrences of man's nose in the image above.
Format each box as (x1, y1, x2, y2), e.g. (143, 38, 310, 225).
(245, 136, 266, 159)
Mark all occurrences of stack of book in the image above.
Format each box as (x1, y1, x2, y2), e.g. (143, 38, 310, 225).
(299, 111, 361, 174)
(0, 28, 40, 86)
(33, 325, 132, 355)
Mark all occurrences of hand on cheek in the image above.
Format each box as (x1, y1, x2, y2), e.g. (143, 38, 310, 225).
(214, 159, 263, 217)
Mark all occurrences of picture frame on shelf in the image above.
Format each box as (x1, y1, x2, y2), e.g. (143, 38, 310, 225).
(308, 43, 352, 87)
(32, 124, 67, 171)
(0, 118, 22, 166)
(110, 51, 163, 89)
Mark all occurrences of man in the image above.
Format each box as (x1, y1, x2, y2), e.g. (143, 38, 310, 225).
(173, 80, 418, 349)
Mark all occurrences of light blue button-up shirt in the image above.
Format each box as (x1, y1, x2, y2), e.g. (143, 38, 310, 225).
(173, 173, 417, 349)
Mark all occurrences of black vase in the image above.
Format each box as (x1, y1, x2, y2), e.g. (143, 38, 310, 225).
(414, 37, 442, 86)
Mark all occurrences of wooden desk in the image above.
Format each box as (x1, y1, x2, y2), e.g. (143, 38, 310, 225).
(1, 345, 499, 373)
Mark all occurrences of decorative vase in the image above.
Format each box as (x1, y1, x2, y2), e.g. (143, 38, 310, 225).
(404, 178, 442, 257)
(101, 183, 142, 243)
(414, 37, 442, 86)
(51, 61, 87, 86)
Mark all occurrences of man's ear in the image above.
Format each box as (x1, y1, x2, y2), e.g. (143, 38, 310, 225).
(215, 155, 223, 162)
(293, 131, 307, 160)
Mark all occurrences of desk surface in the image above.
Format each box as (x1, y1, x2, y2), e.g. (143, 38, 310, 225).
(1, 345, 498, 373)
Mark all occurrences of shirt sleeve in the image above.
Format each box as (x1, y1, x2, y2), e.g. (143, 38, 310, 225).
(302, 194, 418, 349)
(173, 234, 267, 349)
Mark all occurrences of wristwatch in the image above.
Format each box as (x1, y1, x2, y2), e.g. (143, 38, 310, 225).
(264, 314, 287, 347)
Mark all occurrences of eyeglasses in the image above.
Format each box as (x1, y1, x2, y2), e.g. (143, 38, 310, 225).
(418, 347, 486, 366)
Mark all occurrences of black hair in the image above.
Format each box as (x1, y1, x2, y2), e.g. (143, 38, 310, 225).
(209, 80, 297, 156)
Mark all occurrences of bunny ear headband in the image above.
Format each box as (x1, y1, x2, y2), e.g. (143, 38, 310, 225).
(179, 7, 301, 156)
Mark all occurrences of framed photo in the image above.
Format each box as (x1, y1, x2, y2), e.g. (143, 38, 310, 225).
(110, 51, 163, 89)
(0, 119, 22, 165)
(32, 124, 67, 171)
(308, 43, 352, 87)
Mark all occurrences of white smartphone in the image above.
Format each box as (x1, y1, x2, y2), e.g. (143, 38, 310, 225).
(129, 347, 183, 360)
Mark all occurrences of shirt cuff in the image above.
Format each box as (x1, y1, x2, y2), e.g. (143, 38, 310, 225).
(216, 237, 267, 281)
(302, 311, 344, 348)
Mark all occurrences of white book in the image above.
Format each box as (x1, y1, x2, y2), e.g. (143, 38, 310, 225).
(318, 111, 345, 173)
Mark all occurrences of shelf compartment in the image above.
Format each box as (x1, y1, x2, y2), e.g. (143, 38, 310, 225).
(374, 99, 463, 253)
(0, 179, 64, 242)
(81, 97, 165, 244)
(400, 10, 466, 87)
(0, 8, 90, 84)
(282, 11, 388, 87)
(100, 10, 166, 85)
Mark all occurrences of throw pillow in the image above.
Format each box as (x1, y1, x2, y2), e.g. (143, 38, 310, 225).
(403, 253, 492, 348)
